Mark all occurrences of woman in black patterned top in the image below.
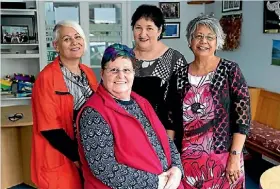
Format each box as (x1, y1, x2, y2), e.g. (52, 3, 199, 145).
(131, 4, 188, 139)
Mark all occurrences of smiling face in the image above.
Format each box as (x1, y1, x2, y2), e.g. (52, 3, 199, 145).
(53, 26, 85, 60)
(133, 17, 162, 50)
(190, 25, 217, 57)
(101, 57, 135, 100)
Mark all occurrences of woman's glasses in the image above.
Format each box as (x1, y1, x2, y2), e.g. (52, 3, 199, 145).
(105, 68, 134, 75)
(194, 34, 216, 41)
(8, 113, 23, 122)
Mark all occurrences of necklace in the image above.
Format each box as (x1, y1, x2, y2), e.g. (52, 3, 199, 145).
(59, 60, 81, 76)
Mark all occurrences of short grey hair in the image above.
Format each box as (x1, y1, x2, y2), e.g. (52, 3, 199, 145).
(186, 15, 226, 50)
(53, 20, 87, 50)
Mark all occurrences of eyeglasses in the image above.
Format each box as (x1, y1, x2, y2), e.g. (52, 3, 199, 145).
(8, 113, 23, 122)
(194, 34, 216, 41)
(105, 68, 134, 75)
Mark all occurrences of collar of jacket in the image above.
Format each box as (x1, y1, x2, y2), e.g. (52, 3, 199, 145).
(51, 56, 96, 93)
(96, 84, 147, 116)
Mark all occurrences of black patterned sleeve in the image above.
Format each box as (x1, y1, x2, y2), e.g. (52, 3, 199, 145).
(229, 63, 251, 135)
(169, 138, 184, 176)
(79, 107, 159, 189)
(173, 52, 188, 74)
(164, 52, 187, 131)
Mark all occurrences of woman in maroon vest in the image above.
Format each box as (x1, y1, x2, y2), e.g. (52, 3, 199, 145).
(76, 43, 183, 189)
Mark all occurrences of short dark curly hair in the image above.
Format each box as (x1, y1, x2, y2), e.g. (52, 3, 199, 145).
(131, 4, 165, 40)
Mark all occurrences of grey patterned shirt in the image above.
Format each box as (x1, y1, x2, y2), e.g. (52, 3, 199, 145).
(79, 99, 183, 189)
(60, 63, 93, 136)
(60, 64, 93, 111)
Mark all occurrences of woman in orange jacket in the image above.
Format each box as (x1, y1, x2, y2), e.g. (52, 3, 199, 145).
(31, 20, 98, 189)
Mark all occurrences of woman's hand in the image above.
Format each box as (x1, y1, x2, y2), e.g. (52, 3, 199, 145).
(158, 172, 168, 189)
(226, 154, 241, 184)
(164, 166, 182, 189)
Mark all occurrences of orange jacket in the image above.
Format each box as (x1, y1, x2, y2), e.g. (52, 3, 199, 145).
(31, 57, 98, 189)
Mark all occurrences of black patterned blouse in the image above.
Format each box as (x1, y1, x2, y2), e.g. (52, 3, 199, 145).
(166, 58, 251, 153)
(133, 48, 187, 130)
(79, 99, 183, 189)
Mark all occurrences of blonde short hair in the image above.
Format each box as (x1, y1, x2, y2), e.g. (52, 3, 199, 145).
(53, 20, 87, 51)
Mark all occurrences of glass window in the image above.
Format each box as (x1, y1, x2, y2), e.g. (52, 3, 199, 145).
(89, 3, 122, 68)
(44, 2, 80, 63)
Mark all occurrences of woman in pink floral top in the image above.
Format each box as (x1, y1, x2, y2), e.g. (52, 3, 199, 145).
(166, 15, 251, 189)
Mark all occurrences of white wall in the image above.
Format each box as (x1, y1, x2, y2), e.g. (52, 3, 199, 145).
(130, 1, 205, 62)
(206, 1, 280, 93)
(10, 1, 280, 94)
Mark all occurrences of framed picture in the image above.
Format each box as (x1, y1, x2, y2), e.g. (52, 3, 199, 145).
(271, 40, 280, 66)
(1, 25, 29, 44)
(159, 2, 180, 19)
(162, 22, 180, 39)
(263, 1, 280, 34)
(1, 15, 36, 42)
(222, 0, 242, 13)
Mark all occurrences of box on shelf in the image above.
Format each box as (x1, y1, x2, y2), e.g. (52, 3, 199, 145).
(1, 74, 35, 100)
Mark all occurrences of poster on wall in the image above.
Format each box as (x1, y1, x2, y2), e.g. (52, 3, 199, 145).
(162, 22, 180, 39)
(222, 0, 242, 13)
(159, 2, 180, 19)
(263, 1, 280, 33)
(219, 14, 242, 51)
(272, 40, 280, 66)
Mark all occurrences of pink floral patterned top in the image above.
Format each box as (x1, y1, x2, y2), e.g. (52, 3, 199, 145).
(183, 72, 215, 133)
(166, 59, 251, 154)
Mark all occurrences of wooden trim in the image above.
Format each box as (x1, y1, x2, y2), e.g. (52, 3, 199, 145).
(246, 141, 280, 163)
(1, 128, 23, 189)
(255, 90, 280, 130)
(248, 87, 262, 120)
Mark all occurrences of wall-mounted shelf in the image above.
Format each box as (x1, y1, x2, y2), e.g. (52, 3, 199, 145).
(1, 44, 39, 47)
(1, 97, 31, 101)
(0, 9, 36, 16)
(1, 96, 31, 107)
(1, 54, 40, 59)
